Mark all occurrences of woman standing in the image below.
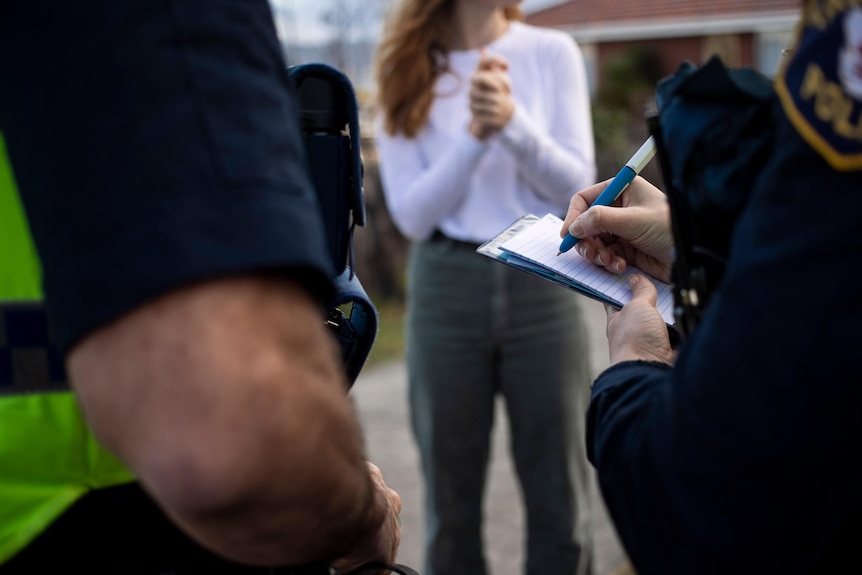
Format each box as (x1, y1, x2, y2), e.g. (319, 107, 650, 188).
(374, 1, 596, 574)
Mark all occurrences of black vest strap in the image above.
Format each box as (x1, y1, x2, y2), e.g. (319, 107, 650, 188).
(0, 302, 69, 396)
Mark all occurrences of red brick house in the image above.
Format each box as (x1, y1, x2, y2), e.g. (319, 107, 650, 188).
(527, 0, 801, 95)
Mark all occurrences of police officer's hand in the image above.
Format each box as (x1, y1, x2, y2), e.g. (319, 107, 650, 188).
(331, 462, 402, 574)
(561, 176, 673, 283)
(469, 51, 514, 141)
(606, 275, 673, 366)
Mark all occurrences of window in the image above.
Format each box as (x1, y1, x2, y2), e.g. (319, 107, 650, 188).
(758, 30, 796, 77)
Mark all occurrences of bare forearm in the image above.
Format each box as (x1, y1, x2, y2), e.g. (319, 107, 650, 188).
(69, 274, 384, 566)
(165, 406, 385, 565)
(161, 363, 383, 566)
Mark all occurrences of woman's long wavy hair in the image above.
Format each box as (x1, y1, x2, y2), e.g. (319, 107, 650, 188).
(375, 0, 523, 138)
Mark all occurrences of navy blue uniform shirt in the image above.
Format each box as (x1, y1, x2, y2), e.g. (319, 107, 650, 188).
(587, 3, 862, 573)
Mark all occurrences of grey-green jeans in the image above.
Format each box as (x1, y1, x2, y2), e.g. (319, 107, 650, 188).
(406, 237, 594, 575)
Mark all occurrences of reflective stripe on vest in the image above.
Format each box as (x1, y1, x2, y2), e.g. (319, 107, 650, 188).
(0, 132, 134, 564)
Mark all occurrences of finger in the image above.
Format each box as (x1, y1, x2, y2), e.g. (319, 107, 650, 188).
(477, 50, 509, 72)
(469, 101, 495, 120)
(469, 90, 494, 108)
(496, 70, 512, 94)
(627, 274, 658, 307)
(568, 204, 611, 239)
(579, 236, 606, 265)
(470, 97, 505, 118)
(366, 461, 382, 478)
(568, 203, 638, 243)
(575, 237, 625, 272)
(470, 72, 493, 91)
(366, 462, 400, 504)
(562, 180, 614, 235)
(471, 71, 508, 93)
(604, 243, 629, 273)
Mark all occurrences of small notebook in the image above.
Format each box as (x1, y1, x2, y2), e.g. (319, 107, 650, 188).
(477, 213, 676, 325)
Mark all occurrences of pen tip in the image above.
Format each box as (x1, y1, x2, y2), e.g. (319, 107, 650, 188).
(556, 251, 561, 256)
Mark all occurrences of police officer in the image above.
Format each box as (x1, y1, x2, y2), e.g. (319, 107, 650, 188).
(559, 0, 862, 572)
(0, 1, 400, 572)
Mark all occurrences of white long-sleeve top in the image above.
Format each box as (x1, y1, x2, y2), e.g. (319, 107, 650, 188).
(375, 21, 596, 244)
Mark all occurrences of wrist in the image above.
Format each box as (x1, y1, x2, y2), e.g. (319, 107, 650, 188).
(610, 344, 673, 367)
(468, 120, 486, 141)
(502, 101, 515, 126)
(498, 106, 529, 151)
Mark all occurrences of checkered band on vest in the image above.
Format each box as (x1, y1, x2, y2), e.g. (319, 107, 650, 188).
(0, 303, 69, 396)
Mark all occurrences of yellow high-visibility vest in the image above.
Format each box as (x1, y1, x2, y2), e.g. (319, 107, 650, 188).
(0, 132, 134, 564)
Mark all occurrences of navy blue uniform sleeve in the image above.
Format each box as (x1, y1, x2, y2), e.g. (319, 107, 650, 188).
(587, 94, 862, 575)
(0, 0, 335, 351)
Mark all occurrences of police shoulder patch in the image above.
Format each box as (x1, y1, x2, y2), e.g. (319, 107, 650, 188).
(776, 1, 862, 170)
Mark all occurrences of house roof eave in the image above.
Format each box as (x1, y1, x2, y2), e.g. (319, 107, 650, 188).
(555, 11, 800, 44)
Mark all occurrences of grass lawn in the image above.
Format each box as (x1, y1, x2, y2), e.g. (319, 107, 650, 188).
(364, 297, 406, 368)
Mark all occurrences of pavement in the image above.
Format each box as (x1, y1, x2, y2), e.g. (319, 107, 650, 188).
(349, 298, 631, 575)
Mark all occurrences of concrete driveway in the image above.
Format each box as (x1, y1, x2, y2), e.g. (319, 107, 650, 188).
(350, 298, 630, 575)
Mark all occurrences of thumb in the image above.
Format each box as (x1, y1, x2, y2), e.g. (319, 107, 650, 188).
(627, 274, 658, 307)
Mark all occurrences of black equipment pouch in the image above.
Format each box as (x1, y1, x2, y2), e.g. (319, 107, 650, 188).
(647, 56, 776, 338)
(289, 63, 377, 386)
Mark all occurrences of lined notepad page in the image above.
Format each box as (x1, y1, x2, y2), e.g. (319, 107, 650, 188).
(498, 214, 676, 324)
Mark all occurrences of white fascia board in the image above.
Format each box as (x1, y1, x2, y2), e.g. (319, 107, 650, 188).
(560, 11, 800, 44)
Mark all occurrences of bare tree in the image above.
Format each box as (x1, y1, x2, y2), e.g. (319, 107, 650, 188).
(319, 0, 387, 82)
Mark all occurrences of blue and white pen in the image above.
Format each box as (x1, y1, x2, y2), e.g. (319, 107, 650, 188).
(557, 136, 657, 255)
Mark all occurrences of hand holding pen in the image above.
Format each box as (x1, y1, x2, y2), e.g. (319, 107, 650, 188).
(559, 142, 674, 283)
(558, 137, 657, 255)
